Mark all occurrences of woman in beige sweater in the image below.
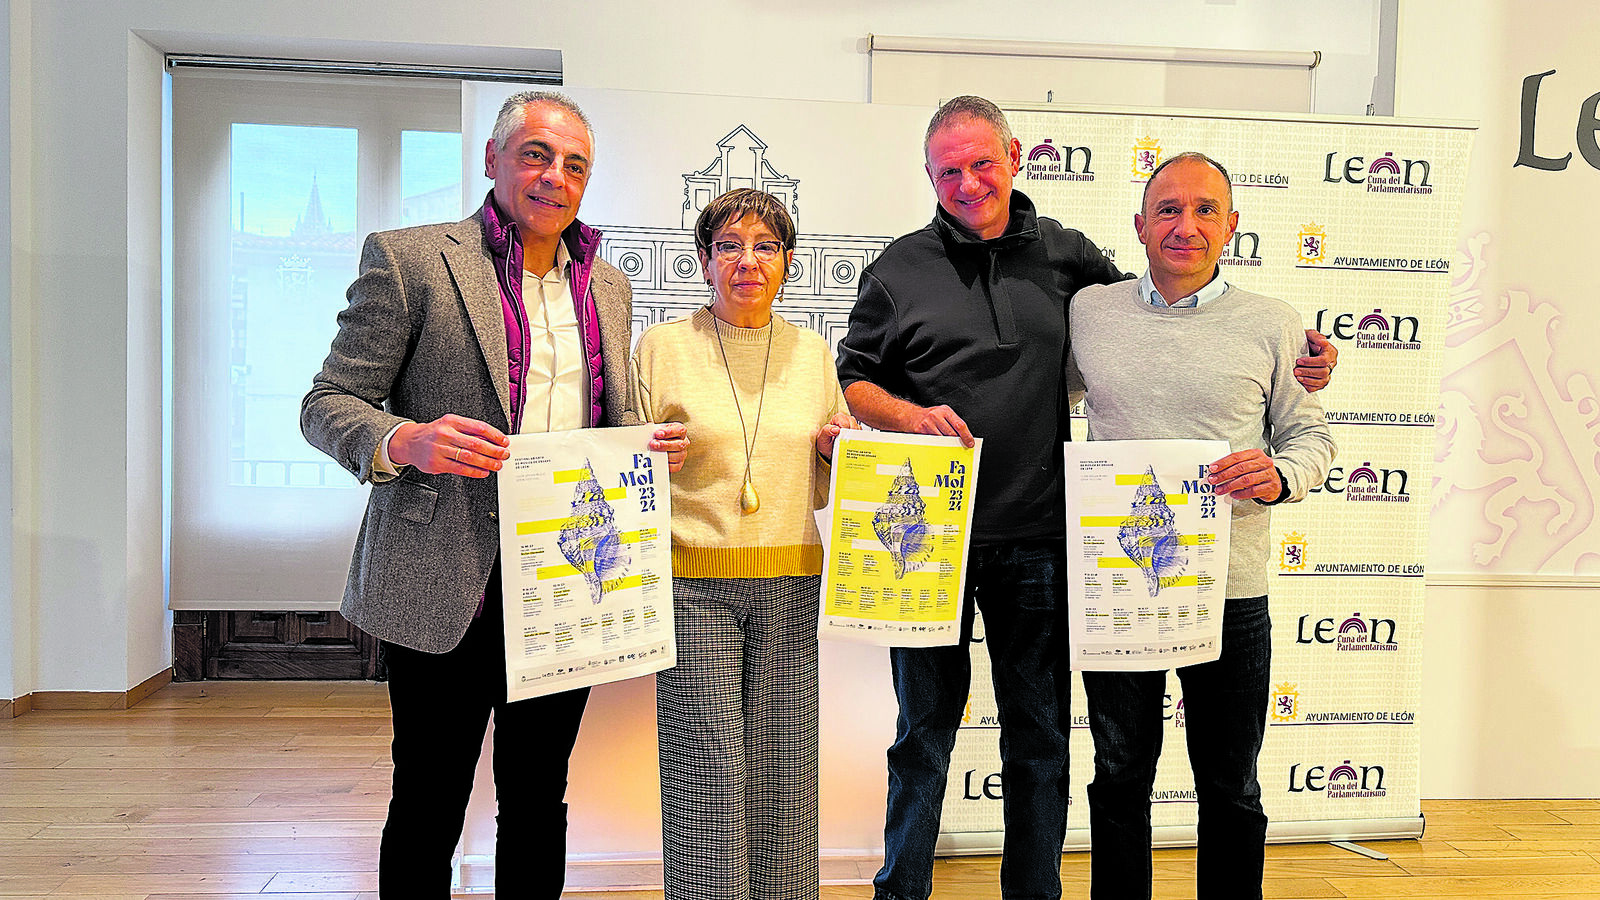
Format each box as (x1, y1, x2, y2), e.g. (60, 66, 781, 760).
(632, 188, 854, 900)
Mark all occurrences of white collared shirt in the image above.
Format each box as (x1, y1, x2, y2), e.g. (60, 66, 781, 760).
(518, 240, 586, 434)
(1138, 269, 1229, 309)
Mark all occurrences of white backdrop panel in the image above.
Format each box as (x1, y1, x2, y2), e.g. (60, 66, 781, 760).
(937, 104, 1470, 849)
(452, 85, 1469, 860)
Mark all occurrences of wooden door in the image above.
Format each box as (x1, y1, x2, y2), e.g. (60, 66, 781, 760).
(173, 611, 379, 680)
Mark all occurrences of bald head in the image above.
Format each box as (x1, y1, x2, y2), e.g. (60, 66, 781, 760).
(1141, 151, 1233, 217)
(1135, 152, 1240, 303)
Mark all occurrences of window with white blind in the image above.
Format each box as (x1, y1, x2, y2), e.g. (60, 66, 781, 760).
(168, 70, 464, 610)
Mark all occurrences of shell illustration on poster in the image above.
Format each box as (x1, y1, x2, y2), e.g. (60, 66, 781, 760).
(1118, 465, 1187, 596)
(873, 458, 935, 579)
(557, 459, 630, 605)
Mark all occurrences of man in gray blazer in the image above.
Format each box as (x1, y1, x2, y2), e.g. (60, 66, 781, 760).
(302, 91, 686, 899)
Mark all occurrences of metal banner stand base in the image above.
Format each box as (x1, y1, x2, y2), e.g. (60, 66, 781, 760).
(1330, 840, 1390, 860)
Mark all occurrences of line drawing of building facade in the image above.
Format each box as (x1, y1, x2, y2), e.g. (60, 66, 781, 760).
(596, 125, 894, 350)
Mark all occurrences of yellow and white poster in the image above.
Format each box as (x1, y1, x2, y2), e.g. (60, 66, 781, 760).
(1065, 439, 1231, 671)
(819, 430, 981, 647)
(496, 424, 676, 701)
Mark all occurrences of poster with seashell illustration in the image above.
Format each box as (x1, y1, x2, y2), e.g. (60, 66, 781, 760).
(1063, 438, 1233, 671)
(819, 429, 982, 647)
(496, 424, 676, 702)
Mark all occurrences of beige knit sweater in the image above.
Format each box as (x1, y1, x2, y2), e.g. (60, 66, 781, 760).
(632, 307, 846, 578)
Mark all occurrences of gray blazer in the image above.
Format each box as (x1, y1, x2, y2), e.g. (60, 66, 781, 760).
(301, 209, 640, 653)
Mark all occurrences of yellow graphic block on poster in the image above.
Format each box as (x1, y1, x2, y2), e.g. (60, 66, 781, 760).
(819, 430, 981, 648)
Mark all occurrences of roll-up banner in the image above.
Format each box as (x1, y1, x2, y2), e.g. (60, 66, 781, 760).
(933, 105, 1471, 851)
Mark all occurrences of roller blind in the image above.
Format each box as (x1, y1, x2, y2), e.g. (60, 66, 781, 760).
(168, 70, 464, 610)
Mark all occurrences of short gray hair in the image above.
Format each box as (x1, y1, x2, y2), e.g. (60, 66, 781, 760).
(492, 90, 595, 154)
(1142, 151, 1233, 213)
(924, 95, 1014, 158)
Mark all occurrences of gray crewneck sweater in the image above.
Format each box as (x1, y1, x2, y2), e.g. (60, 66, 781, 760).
(1067, 278, 1335, 599)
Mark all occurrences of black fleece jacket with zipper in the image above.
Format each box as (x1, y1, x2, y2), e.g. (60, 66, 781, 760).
(837, 189, 1128, 544)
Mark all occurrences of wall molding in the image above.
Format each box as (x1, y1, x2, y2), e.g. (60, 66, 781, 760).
(20, 668, 172, 715)
(1428, 574, 1600, 589)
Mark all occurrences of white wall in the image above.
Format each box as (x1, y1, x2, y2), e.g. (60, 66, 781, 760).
(126, 30, 169, 687)
(1398, 0, 1600, 798)
(1423, 583, 1600, 796)
(5, 0, 1589, 825)
(1, 0, 1385, 693)
(1, 0, 14, 701)
(22, 1, 136, 692)
(5, 0, 36, 703)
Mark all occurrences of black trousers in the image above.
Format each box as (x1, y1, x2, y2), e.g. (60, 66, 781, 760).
(1082, 596, 1272, 900)
(378, 594, 590, 898)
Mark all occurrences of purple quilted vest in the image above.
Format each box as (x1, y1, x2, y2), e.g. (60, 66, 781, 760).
(480, 196, 607, 429)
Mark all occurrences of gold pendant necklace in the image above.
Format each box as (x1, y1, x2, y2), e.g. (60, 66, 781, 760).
(711, 309, 774, 515)
(739, 478, 761, 515)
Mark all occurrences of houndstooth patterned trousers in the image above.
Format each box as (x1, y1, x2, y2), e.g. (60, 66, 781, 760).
(657, 575, 822, 900)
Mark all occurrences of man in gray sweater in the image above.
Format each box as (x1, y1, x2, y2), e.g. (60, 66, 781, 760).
(1066, 151, 1335, 900)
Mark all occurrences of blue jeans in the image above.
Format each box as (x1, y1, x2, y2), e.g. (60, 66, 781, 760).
(1081, 595, 1272, 900)
(873, 541, 1070, 900)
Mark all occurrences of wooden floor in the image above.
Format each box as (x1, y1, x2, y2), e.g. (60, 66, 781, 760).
(2, 682, 1599, 899)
